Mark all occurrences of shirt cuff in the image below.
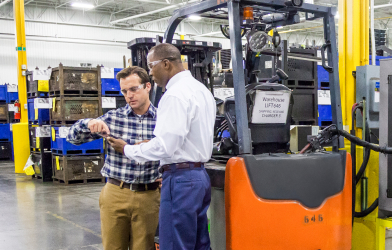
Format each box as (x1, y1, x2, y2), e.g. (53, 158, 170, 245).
(124, 145, 133, 160)
(81, 119, 92, 129)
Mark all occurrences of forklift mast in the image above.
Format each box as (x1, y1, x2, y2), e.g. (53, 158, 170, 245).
(163, 0, 343, 153)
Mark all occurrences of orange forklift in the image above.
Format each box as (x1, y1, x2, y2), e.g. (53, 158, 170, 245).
(159, 0, 353, 249)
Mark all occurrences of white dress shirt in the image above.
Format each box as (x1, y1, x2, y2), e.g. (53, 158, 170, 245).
(124, 70, 216, 166)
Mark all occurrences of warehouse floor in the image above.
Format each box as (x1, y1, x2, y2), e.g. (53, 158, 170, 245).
(0, 161, 104, 250)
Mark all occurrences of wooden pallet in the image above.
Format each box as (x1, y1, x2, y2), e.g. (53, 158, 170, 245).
(49, 90, 99, 97)
(52, 177, 105, 185)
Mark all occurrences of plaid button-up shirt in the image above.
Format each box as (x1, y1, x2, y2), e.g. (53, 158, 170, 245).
(66, 103, 160, 184)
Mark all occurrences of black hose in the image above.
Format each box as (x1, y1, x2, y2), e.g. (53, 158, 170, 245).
(350, 107, 357, 225)
(354, 198, 379, 218)
(355, 121, 371, 184)
(355, 148, 371, 184)
(335, 129, 392, 154)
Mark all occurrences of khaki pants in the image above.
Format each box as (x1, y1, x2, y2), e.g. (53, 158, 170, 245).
(99, 182, 160, 250)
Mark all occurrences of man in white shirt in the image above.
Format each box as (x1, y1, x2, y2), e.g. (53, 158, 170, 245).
(108, 43, 216, 250)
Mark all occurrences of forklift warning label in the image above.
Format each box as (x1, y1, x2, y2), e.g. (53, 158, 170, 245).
(251, 90, 291, 124)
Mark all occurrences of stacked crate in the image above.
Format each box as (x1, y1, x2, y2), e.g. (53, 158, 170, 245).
(49, 63, 105, 185)
(317, 65, 332, 128)
(26, 69, 52, 181)
(6, 83, 18, 160)
(101, 68, 126, 115)
(0, 85, 13, 160)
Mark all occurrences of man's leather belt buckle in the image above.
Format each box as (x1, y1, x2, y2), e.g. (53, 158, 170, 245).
(108, 178, 158, 191)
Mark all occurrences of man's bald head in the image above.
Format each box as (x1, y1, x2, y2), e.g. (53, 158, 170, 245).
(147, 43, 185, 89)
(149, 43, 181, 62)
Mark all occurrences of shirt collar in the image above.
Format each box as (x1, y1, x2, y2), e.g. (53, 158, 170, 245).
(123, 103, 156, 118)
(166, 70, 192, 90)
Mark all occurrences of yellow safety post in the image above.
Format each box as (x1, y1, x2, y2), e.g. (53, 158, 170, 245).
(13, 0, 30, 173)
(339, 0, 369, 133)
(339, 0, 381, 248)
(376, 218, 392, 249)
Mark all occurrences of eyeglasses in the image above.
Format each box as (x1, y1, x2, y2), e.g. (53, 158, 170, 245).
(121, 84, 144, 95)
(147, 59, 163, 70)
(147, 57, 177, 70)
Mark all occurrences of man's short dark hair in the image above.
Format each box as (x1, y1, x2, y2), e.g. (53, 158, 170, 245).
(116, 66, 150, 85)
(149, 43, 181, 62)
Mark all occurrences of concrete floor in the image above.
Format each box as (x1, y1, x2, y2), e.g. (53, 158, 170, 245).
(0, 161, 104, 250)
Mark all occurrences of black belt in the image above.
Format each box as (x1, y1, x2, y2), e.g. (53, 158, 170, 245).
(161, 162, 203, 173)
(108, 178, 159, 191)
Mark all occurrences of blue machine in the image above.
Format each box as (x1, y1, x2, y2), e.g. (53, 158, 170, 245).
(101, 68, 123, 96)
(317, 65, 332, 127)
(7, 91, 18, 103)
(51, 126, 104, 155)
(0, 85, 7, 103)
(0, 124, 12, 141)
(27, 99, 50, 125)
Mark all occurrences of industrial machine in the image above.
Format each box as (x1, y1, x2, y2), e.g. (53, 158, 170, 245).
(127, 37, 221, 106)
(160, 0, 353, 249)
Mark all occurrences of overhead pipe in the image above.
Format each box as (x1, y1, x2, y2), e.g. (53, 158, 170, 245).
(0, 0, 12, 8)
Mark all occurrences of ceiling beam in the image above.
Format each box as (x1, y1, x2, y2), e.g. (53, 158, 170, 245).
(113, 4, 144, 14)
(133, 16, 171, 26)
(0, 0, 12, 8)
(55, 0, 73, 9)
(373, 3, 392, 9)
(85, 0, 114, 12)
(25, 0, 35, 5)
(110, 0, 198, 24)
(191, 31, 221, 37)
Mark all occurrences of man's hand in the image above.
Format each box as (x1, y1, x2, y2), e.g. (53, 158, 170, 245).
(107, 137, 127, 154)
(156, 178, 162, 188)
(88, 119, 110, 135)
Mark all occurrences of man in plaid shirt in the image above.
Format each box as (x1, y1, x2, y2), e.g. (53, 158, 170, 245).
(67, 66, 160, 250)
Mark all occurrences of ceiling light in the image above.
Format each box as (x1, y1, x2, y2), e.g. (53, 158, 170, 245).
(166, 0, 171, 3)
(276, 26, 283, 29)
(335, 11, 339, 19)
(71, 2, 95, 9)
(188, 15, 202, 20)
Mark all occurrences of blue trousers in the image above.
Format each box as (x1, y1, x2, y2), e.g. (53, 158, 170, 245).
(159, 164, 211, 250)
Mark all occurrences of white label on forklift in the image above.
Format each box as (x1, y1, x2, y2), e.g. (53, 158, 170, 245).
(34, 98, 52, 109)
(265, 61, 272, 69)
(195, 41, 203, 46)
(318, 90, 331, 105)
(101, 67, 114, 79)
(172, 40, 176, 44)
(7, 84, 18, 92)
(33, 68, 52, 81)
(36, 126, 51, 138)
(102, 97, 116, 108)
(375, 91, 380, 103)
(59, 127, 70, 139)
(312, 126, 319, 136)
(207, 41, 213, 46)
(251, 90, 291, 124)
(214, 88, 234, 100)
